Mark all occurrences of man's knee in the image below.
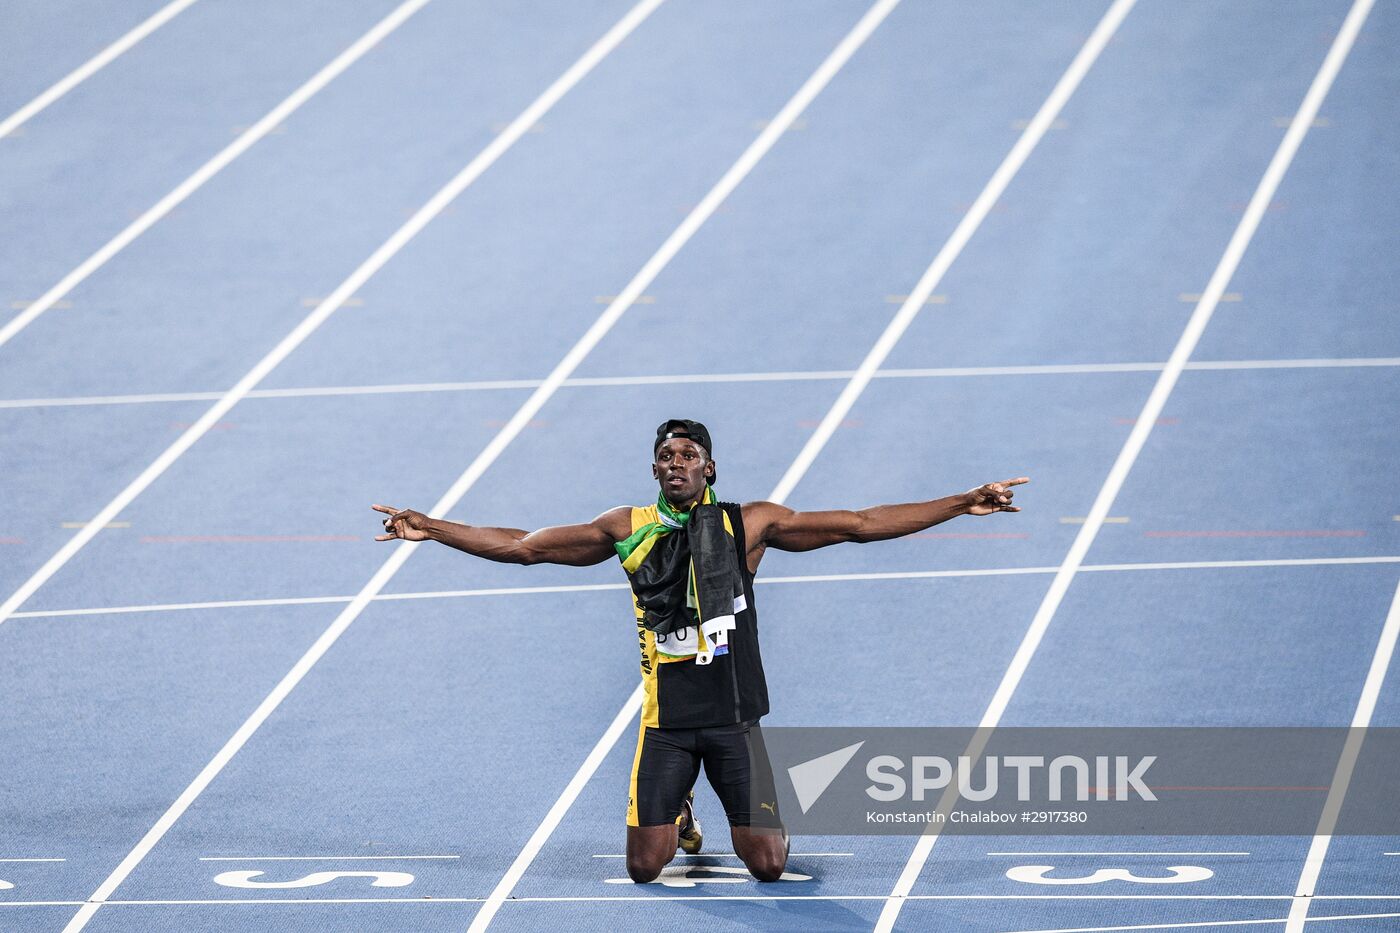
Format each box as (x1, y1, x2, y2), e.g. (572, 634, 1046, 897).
(745, 850, 787, 883)
(626, 822, 677, 883)
(626, 853, 666, 883)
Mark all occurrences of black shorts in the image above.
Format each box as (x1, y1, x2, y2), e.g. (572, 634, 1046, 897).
(627, 719, 783, 830)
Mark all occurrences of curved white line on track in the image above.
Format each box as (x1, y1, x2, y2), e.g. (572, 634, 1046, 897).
(0, 0, 201, 140)
(875, 1, 1377, 929)
(49, 1, 668, 929)
(0, 0, 433, 351)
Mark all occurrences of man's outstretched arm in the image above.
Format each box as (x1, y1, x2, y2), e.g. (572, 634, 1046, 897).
(744, 477, 1028, 553)
(371, 504, 630, 566)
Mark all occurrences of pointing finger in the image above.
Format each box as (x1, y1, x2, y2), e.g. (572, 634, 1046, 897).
(374, 532, 396, 541)
(371, 504, 399, 515)
(1002, 477, 1030, 487)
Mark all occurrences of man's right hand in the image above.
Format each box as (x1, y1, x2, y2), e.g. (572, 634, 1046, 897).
(373, 504, 432, 542)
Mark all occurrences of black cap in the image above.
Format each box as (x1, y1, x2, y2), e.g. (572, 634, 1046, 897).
(654, 419, 715, 485)
(654, 419, 712, 458)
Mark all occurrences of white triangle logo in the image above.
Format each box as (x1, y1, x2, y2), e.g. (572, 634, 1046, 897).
(787, 741, 865, 814)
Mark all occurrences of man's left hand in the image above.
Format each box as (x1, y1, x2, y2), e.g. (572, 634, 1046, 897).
(965, 477, 1029, 515)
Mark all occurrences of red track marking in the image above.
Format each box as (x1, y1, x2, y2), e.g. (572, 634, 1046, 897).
(952, 199, 1009, 213)
(1086, 785, 1329, 798)
(912, 532, 1030, 539)
(1113, 416, 1179, 426)
(1153, 786, 1330, 792)
(1145, 529, 1365, 538)
(675, 201, 733, 214)
(0, 537, 24, 545)
(486, 418, 548, 428)
(1229, 199, 1288, 212)
(797, 417, 862, 428)
(139, 534, 361, 543)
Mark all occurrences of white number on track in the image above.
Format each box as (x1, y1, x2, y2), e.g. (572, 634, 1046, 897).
(1006, 865, 1214, 885)
(213, 869, 415, 889)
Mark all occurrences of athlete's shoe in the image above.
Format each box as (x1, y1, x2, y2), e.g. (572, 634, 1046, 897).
(677, 793, 703, 855)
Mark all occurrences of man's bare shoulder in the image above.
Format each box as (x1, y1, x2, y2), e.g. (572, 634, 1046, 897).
(739, 500, 791, 533)
(594, 505, 635, 542)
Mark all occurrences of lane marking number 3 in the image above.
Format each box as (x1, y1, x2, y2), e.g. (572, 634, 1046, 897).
(1007, 865, 1214, 885)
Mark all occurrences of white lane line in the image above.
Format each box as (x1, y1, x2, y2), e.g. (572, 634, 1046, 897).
(0, 391, 230, 410)
(382, 582, 627, 600)
(8, 583, 635, 621)
(9, 896, 1400, 907)
(1285, 578, 1400, 932)
(484, 896, 1400, 903)
(986, 853, 1251, 857)
(197, 854, 459, 861)
(469, 2, 1136, 927)
(53, 2, 668, 930)
(1185, 357, 1400, 371)
(1080, 557, 1400, 573)
(0, 0, 201, 140)
(11, 594, 355, 619)
(463, 5, 904, 930)
(0, 0, 662, 636)
(5, 356, 1399, 410)
(769, 0, 1137, 504)
(876, 0, 1375, 927)
(115, 897, 1400, 902)
(758, 566, 1059, 585)
(0, 857, 65, 862)
(8, 890, 1400, 902)
(13, 555, 1400, 621)
(991, 846, 1254, 851)
(0, 381, 534, 410)
(0, 0, 433, 351)
(1000, 913, 1400, 933)
(590, 852, 853, 858)
(567, 370, 850, 385)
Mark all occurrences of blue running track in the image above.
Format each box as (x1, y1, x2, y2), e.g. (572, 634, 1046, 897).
(2, 1, 1397, 931)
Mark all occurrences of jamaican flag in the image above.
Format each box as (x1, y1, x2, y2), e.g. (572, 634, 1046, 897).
(615, 487, 744, 663)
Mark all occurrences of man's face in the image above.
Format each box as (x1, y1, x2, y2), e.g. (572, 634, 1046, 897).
(652, 438, 714, 507)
